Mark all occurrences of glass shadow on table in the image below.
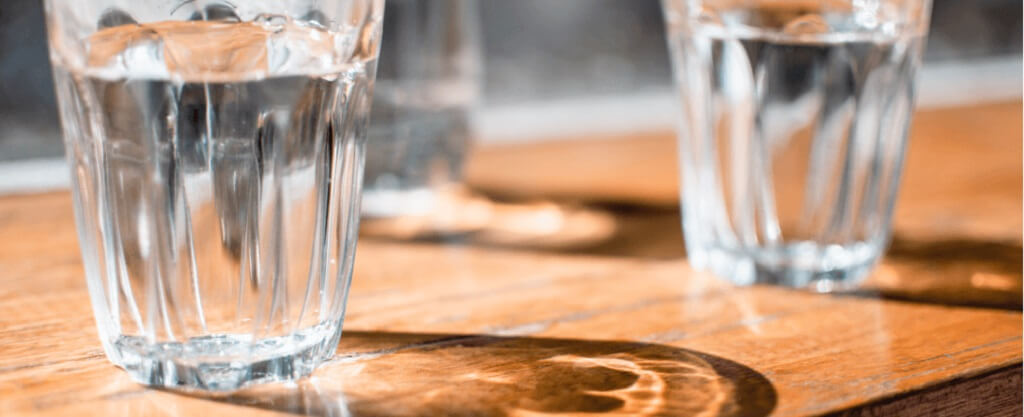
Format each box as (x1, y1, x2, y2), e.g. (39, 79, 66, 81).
(855, 238, 1023, 310)
(358, 190, 686, 259)
(360, 195, 1022, 310)
(191, 331, 778, 417)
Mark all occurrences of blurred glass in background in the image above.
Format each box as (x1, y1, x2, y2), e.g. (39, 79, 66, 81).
(362, 0, 482, 218)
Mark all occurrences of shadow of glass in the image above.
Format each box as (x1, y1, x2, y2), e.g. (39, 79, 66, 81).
(363, 194, 1022, 310)
(861, 238, 1023, 310)
(360, 192, 685, 259)
(360, 191, 626, 254)
(211, 331, 777, 417)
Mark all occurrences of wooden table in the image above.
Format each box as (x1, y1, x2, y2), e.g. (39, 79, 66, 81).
(1, 102, 1021, 416)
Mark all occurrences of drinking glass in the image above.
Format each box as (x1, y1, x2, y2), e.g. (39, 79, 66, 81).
(661, 0, 932, 291)
(44, 0, 383, 390)
(361, 0, 482, 218)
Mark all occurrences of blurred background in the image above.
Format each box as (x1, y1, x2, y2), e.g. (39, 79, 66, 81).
(0, 0, 1020, 307)
(0, 0, 1020, 164)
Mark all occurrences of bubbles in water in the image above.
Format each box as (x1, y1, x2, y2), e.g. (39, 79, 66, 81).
(254, 13, 291, 33)
(97, 8, 137, 29)
(79, 13, 358, 82)
(783, 14, 831, 36)
(189, 3, 241, 22)
(87, 25, 168, 78)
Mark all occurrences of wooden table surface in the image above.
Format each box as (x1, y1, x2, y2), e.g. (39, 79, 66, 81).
(1, 101, 1021, 416)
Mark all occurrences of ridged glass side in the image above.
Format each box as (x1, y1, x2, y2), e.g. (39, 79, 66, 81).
(53, 51, 375, 391)
(666, 10, 926, 290)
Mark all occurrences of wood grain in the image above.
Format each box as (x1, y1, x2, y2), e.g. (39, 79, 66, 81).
(466, 101, 1024, 244)
(0, 102, 1021, 416)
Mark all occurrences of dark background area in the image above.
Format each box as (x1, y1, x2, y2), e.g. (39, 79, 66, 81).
(0, 0, 1021, 161)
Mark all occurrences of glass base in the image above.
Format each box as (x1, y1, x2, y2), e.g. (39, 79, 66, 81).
(107, 321, 340, 392)
(693, 241, 882, 292)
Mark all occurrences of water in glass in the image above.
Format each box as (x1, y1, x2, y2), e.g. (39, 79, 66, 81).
(666, 4, 927, 290)
(51, 15, 376, 390)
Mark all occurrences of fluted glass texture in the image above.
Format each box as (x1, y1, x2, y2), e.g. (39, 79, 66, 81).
(44, 0, 383, 391)
(662, 0, 931, 290)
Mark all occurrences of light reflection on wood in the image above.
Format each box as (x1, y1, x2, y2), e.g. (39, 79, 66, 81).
(0, 101, 1020, 416)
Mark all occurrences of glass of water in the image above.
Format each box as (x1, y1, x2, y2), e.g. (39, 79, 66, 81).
(44, 0, 383, 390)
(361, 0, 482, 218)
(661, 0, 932, 291)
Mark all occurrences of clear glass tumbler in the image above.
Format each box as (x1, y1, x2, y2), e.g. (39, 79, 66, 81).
(661, 0, 932, 290)
(361, 0, 482, 218)
(44, 0, 383, 390)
